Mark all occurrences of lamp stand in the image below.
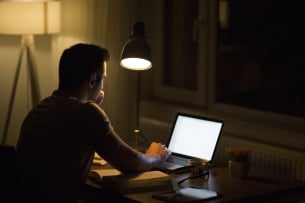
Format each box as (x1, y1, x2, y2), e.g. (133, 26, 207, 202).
(2, 34, 41, 144)
(133, 72, 148, 150)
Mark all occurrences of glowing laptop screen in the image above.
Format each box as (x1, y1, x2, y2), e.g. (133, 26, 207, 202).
(167, 114, 223, 161)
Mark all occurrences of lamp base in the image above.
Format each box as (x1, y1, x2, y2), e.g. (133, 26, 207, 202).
(131, 128, 148, 152)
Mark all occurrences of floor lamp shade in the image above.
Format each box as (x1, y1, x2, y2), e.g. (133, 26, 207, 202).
(0, 1, 61, 35)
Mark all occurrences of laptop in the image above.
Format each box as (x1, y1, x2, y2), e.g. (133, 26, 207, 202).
(155, 113, 224, 172)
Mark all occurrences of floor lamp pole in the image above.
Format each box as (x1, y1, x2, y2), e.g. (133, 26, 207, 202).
(26, 35, 41, 106)
(1, 35, 40, 144)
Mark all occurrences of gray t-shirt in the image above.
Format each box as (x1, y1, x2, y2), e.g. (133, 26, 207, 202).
(16, 90, 113, 202)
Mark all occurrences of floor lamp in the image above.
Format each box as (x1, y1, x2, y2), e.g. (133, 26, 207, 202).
(0, 1, 61, 144)
(120, 21, 152, 148)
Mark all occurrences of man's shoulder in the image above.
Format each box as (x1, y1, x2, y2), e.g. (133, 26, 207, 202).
(82, 102, 108, 119)
(82, 102, 102, 112)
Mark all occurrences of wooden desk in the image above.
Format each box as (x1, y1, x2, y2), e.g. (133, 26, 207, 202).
(84, 167, 305, 203)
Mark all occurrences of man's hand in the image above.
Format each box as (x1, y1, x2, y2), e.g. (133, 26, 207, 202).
(95, 90, 104, 105)
(145, 142, 171, 162)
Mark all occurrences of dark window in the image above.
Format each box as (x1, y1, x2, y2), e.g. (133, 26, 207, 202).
(216, 0, 305, 118)
(163, 0, 199, 90)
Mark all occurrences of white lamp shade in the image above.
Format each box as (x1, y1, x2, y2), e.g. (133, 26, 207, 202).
(0, 1, 60, 35)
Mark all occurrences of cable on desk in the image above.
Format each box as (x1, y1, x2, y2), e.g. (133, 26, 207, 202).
(177, 170, 210, 186)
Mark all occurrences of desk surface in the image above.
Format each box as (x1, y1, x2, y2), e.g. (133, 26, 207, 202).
(85, 167, 305, 203)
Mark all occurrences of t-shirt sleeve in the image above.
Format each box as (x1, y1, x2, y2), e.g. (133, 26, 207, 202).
(83, 102, 142, 173)
(83, 102, 113, 140)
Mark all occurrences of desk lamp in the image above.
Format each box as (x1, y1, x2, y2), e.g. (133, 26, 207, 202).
(0, 0, 61, 144)
(120, 21, 152, 148)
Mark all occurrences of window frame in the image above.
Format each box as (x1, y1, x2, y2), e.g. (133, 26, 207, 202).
(152, 0, 208, 106)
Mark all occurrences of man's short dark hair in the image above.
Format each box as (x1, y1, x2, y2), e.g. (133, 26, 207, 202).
(58, 43, 110, 90)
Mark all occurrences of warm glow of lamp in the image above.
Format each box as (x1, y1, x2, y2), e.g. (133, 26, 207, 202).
(120, 58, 152, 71)
(0, 0, 61, 144)
(120, 22, 152, 70)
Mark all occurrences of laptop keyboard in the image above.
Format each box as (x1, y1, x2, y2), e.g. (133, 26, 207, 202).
(167, 155, 189, 166)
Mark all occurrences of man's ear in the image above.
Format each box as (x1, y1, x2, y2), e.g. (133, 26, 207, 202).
(88, 74, 97, 88)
